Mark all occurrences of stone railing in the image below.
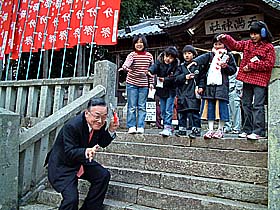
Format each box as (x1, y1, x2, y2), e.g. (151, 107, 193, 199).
(0, 60, 118, 128)
(0, 60, 117, 209)
(0, 77, 95, 127)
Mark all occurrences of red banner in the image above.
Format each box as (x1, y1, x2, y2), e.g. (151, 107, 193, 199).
(44, 0, 60, 50)
(80, 0, 98, 44)
(0, 0, 14, 58)
(21, 0, 40, 52)
(94, 0, 120, 45)
(33, 0, 51, 50)
(68, 0, 83, 47)
(55, 0, 72, 49)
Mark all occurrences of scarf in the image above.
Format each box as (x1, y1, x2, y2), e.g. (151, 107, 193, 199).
(207, 48, 227, 85)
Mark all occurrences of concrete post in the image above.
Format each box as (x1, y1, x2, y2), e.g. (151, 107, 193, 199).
(268, 46, 280, 209)
(0, 108, 20, 210)
(93, 60, 117, 108)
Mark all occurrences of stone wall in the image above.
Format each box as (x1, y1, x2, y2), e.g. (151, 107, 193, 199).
(268, 46, 280, 210)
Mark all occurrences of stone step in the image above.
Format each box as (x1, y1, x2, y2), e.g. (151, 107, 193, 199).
(95, 181, 268, 210)
(105, 166, 267, 204)
(95, 152, 267, 185)
(20, 204, 57, 210)
(37, 182, 267, 210)
(36, 189, 158, 210)
(115, 131, 268, 152)
(104, 141, 267, 167)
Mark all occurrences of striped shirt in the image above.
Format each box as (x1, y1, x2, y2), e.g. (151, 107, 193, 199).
(221, 35, 276, 87)
(122, 51, 154, 87)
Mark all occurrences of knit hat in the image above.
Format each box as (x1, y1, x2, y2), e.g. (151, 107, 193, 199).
(182, 45, 197, 56)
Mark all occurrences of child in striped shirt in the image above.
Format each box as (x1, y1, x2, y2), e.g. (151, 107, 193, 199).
(120, 35, 154, 134)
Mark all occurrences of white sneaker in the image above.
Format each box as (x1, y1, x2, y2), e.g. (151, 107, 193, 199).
(159, 129, 172, 137)
(238, 132, 247, 138)
(247, 133, 260, 140)
(137, 127, 144, 134)
(128, 127, 137, 134)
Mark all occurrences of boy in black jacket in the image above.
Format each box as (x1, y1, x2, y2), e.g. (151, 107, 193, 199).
(175, 45, 204, 138)
(148, 46, 179, 137)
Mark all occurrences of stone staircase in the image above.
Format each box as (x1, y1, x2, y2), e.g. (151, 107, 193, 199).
(20, 130, 268, 210)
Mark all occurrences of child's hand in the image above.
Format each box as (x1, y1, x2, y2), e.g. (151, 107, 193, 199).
(243, 65, 251, 72)
(220, 63, 228, 68)
(145, 71, 153, 77)
(158, 77, 164, 82)
(197, 88, 204, 95)
(187, 62, 197, 69)
(217, 34, 226, 40)
(186, 73, 195, 80)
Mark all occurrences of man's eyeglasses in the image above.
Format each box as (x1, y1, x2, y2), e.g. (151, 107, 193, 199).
(88, 111, 107, 121)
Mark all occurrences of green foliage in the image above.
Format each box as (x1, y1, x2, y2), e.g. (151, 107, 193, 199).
(118, 0, 204, 29)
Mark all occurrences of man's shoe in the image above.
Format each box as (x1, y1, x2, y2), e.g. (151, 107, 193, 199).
(137, 127, 144, 134)
(203, 130, 214, 139)
(247, 133, 260, 140)
(212, 129, 224, 139)
(238, 132, 247, 138)
(128, 127, 137, 134)
(189, 127, 201, 139)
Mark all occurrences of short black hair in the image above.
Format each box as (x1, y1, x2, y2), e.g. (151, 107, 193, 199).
(87, 97, 106, 109)
(164, 46, 179, 58)
(182, 45, 197, 57)
(213, 33, 223, 44)
(132, 34, 148, 51)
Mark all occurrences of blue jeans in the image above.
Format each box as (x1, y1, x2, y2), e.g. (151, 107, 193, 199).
(225, 91, 241, 131)
(160, 95, 175, 127)
(126, 84, 148, 128)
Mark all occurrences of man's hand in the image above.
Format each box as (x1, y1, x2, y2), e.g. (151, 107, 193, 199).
(109, 114, 120, 132)
(86, 144, 100, 162)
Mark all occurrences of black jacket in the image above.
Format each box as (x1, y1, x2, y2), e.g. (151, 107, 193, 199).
(175, 62, 205, 112)
(194, 51, 237, 102)
(46, 112, 114, 192)
(148, 53, 179, 98)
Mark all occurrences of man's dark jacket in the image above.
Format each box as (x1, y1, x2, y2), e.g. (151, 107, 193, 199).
(46, 112, 114, 192)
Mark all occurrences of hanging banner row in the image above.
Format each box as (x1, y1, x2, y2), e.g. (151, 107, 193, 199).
(0, 0, 121, 60)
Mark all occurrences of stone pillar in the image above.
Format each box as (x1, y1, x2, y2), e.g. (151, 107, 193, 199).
(94, 60, 117, 108)
(0, 108, 20, 210)
(268, 46, 280, 209)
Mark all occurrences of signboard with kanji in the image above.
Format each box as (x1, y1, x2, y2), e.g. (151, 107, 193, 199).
(205, 14, 264, 35)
